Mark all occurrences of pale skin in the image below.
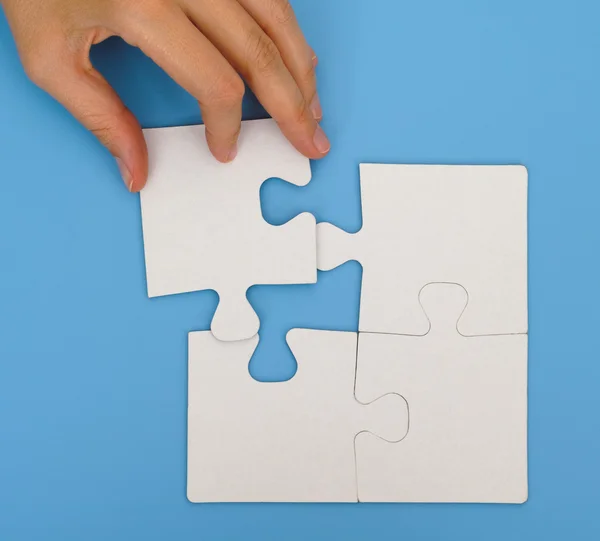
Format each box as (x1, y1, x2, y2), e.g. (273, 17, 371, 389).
(0, 0, 329, 192)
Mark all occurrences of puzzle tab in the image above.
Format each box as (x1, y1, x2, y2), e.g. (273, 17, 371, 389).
(138, 128, 530, 504)
(187, 329, 408, 503)
(318, 164, 527, 336)
(355, 283, 528, 503)
(140, 119, 317, 342)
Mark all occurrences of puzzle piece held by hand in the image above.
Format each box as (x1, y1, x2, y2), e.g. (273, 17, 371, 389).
(140, 119, 316, 342)
(355, 283, 528, 503)
(318, 164, 527, 336)
(187, 329, 408, 503)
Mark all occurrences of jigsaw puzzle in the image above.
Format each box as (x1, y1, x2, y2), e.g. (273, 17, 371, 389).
(140, 119, 317, 342)
(187, 329, 408, 502)
(317, 164, 527, 336)
(139, 123, 530, 505)
(355, 283, 528, 503)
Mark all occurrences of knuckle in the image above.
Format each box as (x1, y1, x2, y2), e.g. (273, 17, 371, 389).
(218, 75, 246, 105)
(246, 31, 281, 75)
(269, 0, 295, 25)
(90, 124, 117, 148)
(21, 49, 54, 86)
(19, 30, 72, 88)
(301, 61, 317, 88)
(289, 98, 311, 126)
(83, 107, 128, 148)
(204, 73, 245, 109)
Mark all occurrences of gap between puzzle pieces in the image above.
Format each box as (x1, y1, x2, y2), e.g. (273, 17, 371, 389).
(139, 125, 528, 343)
(317, 163, 528, 337)
(140, 118, 317, 343)
(137, 122, 529, 502)
(187, 283, 527, 504)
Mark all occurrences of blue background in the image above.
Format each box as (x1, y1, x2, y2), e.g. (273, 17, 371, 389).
(1, 0, 599, 539)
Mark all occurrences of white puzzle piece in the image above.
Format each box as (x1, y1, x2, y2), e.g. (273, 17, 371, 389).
(187, 329, 408, 503)
(318, 164, 527, 336)
(140, 119, 317, 342)
(354, 283, 528, 503)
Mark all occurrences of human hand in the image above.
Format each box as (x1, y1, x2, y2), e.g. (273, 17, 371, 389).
(1, 0, 328, 192)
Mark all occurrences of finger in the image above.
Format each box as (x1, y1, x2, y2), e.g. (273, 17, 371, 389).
(238, 0, 321, 120)
(120, 6, 244, 162)
(183, 0, 330, 159)
(23, 50, 147, 192)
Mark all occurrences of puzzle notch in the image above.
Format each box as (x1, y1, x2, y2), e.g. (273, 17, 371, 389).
(187, 329, 408, 503)
(317, 164, 528, 337)
(286, 329, 408, 446)
(140, 119, 317, 342)
(354, 282, 528, 503)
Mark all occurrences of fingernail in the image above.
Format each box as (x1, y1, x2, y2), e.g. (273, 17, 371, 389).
(115, 157, 134, 192)
(226, 142, 238, 162)
(310, 93, 323, 121)
(312, 54, 318, 67)
(313, 125, 330, 155)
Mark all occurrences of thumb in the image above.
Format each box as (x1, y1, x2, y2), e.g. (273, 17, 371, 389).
(30, 59, 148, 192)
